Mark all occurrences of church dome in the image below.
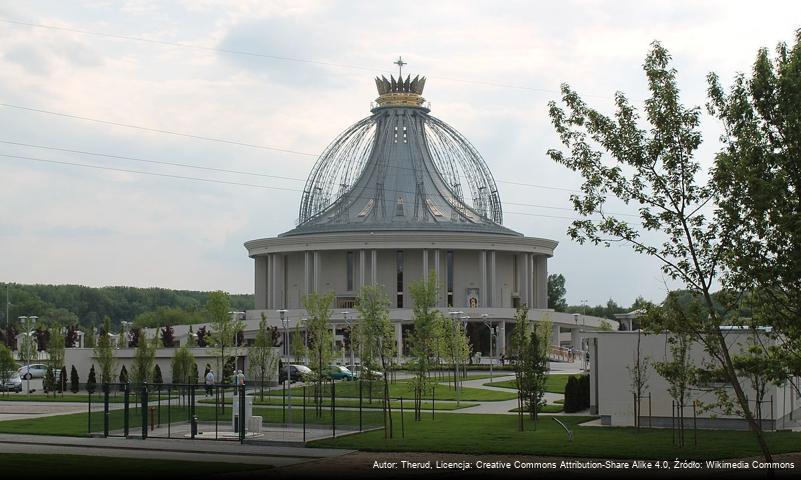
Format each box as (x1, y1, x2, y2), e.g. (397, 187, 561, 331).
(282, 69, 518, 237)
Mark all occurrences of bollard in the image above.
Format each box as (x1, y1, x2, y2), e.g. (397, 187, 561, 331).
(123, 383, 130, 437)
(191, 415, 198, 438)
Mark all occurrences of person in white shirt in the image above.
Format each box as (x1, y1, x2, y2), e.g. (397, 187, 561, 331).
(204, 369, 215, 396)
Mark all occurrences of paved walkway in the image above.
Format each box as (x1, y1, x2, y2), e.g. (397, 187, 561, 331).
(0, 433, 353, 466)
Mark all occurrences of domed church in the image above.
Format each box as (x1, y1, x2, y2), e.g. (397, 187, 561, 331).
(245, 61, 612, 360)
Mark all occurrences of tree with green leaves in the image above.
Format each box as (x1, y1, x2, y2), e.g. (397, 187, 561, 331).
(355, 284, 395, 427)
(131, 334, 156, 387)
(406, 273, 440, 420)
(206, 291, 243, 379)
(626, 327, 651, 431)
(547, 274, 568, 312)
(171, 345, 196, 384)
(84, 326, 96, 349)
(707, 31, 801, 401)
(547, 41, 773, 461)
(47, 325, 66, 380)
(510, 307, 550, 429)
(70, 365, 80, 393)
(303, 291, 336, 417)
(249, 313, 278, 401)
(94, 318, 116, 385)
(0, 344, 15, 396)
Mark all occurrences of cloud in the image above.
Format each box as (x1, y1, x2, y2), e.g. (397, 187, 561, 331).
(1, 0, 800, 306)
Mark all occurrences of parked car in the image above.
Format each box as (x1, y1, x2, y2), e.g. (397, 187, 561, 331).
(278, 364, 312, 384)
(18, 364, 47, 379)
(324, 365, 354, 381)
(347, 364, 384, 380)
(0, 373, 23, 393)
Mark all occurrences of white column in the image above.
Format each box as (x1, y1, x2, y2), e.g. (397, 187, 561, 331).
(332, 324, 338, 353)
(255, 256, 267, 309)
(422, 249, 429, 278)
(490, 250, 497, 308)
(434, 249, 442, 307)
(498, 320, 506, 355)
(551, 324, 561, 347)
(479, 250, 487, 308)
(395, 322, 403, 359)
(371, 249, 377, 285)
(272, 254, 279, 309)
(360, 249, 366, 290)
(304, 251, 310, 295)
(571, 327, 581, 349)
(313, 251, 320, 293)
(523, 254, 531, 308)
(266, 254, 273, 309)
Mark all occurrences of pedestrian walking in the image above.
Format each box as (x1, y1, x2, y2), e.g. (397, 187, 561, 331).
(205, 368, 215, 396)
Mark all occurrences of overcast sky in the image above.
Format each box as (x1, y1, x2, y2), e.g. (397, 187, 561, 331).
(1, 1, 799, 307)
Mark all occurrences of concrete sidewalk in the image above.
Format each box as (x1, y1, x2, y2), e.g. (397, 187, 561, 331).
(0, 433, 353, 466)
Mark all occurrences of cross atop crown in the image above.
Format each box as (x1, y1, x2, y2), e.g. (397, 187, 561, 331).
(394, 56, 407, 77)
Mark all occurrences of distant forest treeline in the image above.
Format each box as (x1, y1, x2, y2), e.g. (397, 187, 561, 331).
(0, 283, 253, 330)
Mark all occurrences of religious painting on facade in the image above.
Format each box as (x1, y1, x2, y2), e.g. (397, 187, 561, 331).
(466, 288, 480, 308)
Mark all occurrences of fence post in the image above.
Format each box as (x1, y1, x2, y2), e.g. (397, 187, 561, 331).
(167, 385, 171, 439)
(239, 384, 246, 444)
(432, 384, 435, 421)
(400, 396, 405, 439)
(103, 384, 110, 438)
(303, 385, 306, 443)
(359, 378, 363, 432)
(648, 393, 652, 428)
(141, 382, 149, 439)
(693, 400, 698, 447)
(331, 379, 336, 438)
(123, 383, 130, 437)
(87, 389, 92, 436)
(190, 383, 196, 440)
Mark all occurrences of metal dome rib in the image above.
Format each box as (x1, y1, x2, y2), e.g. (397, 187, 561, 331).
(289, 102, 515, 237)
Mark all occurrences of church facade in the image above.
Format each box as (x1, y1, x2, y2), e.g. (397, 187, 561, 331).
(245, 67, 614, 359)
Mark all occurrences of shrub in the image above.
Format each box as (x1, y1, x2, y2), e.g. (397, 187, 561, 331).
(118, 365, 128, 391)
(60, 366, 68, 393)
(563, 374, 590, 413)
(70, 365, 80, 393)
(87, 365, 97, 394)
(153, 364, 163, 385)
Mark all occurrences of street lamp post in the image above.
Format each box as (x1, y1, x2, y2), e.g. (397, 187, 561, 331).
(18, 315, 37, 396)
(278, 309, 290, 425)
(481, 313, 494, 384)
(448, 311, 463, 406)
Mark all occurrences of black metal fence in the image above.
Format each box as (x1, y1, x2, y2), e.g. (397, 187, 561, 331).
(88, 379, 396, 443)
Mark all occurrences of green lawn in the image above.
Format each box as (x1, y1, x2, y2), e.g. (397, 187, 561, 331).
(484, 374, 573, 394)
(270, 380, 517, 402)
(310, 413, 801, 460)
(200, 396, 477, 411)
(0, 393, 177, 403)
(0, 454, 268, 478)
(0, 402, 390, 436)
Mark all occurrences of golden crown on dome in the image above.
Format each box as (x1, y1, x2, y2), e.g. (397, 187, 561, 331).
(374, 56, 426, 107)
